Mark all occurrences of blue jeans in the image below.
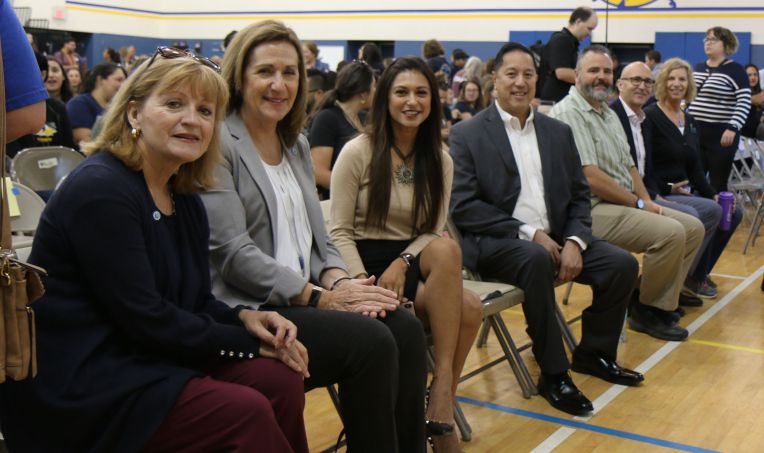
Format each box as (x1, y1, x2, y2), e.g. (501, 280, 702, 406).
(689, 205, 743, 281)
(655, 195, 722, 277)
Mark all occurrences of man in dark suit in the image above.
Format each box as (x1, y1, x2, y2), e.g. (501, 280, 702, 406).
(610, 63, 659, 200)
(449, 42, 643, 417)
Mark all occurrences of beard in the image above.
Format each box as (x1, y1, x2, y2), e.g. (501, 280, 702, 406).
(582, 81, 613, 102)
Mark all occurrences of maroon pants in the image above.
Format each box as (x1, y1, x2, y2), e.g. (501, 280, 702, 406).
(142, 358, 308, 453)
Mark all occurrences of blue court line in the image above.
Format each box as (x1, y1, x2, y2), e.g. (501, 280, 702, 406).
(456, 396, 721, 453)
(64, 1, 764, 16)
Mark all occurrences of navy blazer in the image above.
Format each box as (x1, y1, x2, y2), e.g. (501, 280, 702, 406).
(0, 152, 259, 453)
(449, 103, 593, 271)
(610, 98, 659, 198)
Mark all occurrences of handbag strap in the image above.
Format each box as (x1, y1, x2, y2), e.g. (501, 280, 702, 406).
(0, 36, 12, 252)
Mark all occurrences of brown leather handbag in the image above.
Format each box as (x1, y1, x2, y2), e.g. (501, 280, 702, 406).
(0, 38, 47, 383)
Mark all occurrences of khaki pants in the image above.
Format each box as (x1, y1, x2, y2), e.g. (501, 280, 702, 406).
(591, 203, 704, 311)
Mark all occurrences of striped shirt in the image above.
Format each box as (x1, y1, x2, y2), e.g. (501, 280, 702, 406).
(688, 61, 751, 130)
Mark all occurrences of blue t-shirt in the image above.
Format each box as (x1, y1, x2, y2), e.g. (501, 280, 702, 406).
(66, 93, 104, 130)
(1, 0, 48, 112)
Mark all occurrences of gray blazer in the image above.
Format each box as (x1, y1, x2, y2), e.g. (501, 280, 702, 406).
(200, 113, 347, 309)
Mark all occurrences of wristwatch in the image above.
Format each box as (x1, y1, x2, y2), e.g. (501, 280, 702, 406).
(399, 253, 415, 268)
(635, 198, 645, 210)
(307, 286, 323, 308)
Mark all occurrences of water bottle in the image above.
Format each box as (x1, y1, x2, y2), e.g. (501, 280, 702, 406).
(718, 192, 735, 231)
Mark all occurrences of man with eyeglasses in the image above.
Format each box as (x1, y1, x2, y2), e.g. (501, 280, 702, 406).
(551, 46, 704, 342)
(612, 62, 721, 303)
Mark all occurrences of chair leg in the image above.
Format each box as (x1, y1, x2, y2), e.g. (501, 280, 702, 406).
(453, 398, 473, 442)
(476, 318, 491, 348)
(488, 314, 537, 398)
(743, 199, 764, 254)
(326, 385, 343, 422)
(562, 281, 574, 305)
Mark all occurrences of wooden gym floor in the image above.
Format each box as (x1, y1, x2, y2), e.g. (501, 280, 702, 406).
(305, 222, 764, 453)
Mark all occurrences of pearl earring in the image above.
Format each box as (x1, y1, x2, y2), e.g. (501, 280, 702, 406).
(131, 127, 142, 140)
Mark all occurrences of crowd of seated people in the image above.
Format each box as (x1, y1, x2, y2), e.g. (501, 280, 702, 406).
(9, 7, 762, 450)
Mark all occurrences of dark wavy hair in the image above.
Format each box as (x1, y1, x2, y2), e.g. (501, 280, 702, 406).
(308, 60, 374, 124)
(46, 57, 74, 102)
(745, 63, 761, 94)
(365, 56, 443, 234)
(82, 63, 127, 94)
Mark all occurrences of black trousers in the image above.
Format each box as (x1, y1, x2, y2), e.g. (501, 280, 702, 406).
(263, 305, 427, 453)
(477, 237, 638, 375)
(698, 123, 740, 193)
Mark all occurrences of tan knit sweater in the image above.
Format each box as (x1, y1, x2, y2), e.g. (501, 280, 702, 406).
(329, 134, 453, 277)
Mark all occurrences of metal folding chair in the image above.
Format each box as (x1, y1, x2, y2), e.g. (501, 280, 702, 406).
(446, 220, 580, 399)
(9, 182, 46, 261)
(729, 139, 764, 253)
(12, 146, 85, 192)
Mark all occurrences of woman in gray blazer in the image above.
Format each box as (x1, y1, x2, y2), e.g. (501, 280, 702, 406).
(199, 21, 428, 453)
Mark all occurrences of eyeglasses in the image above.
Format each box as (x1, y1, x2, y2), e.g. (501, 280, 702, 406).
(621, 76, 655, 87)
(147, 46, 220, 73)
(703, 37, 721, 44)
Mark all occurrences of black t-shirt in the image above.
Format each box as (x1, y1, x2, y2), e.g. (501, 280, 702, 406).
(308, 104, 361, 198)
(452, 101, 476, 124)
(7, 98, 76, 158)
(541, 28, 579, 103)
(742, 88, 762, 138)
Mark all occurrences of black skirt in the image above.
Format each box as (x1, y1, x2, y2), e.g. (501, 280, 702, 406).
(356, 239, 422, 301)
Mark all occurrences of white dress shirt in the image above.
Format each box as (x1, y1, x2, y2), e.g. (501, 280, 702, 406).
(496, 102, 586, 250)
(619, 97, 647, 177)
(262, 157, 313, 279)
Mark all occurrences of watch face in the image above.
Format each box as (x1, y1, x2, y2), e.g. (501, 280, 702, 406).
(637, 198, 645, 209)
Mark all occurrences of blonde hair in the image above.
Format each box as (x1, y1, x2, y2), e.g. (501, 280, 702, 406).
(654, 57, 697, 103)
(82, 56, 229, 194)
(222, 20, 307, 148)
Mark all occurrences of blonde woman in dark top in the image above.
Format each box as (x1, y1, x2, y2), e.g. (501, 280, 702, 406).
(646, 57, 741, 298)
(331, 57, 482, 453)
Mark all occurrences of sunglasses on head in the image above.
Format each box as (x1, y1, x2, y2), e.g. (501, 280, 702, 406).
(147, 46, 220, 73)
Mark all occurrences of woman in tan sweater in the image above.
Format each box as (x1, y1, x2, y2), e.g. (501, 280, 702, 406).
(330, 57, 482, 453)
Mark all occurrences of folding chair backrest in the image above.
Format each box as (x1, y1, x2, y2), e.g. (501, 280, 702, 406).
(10, 182, 46, 234)
(12, 146, 85, 192)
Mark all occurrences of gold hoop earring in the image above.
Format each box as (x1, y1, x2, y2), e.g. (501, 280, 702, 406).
(131, 127, 142, 140)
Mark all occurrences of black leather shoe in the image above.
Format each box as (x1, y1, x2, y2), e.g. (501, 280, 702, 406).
(678, 293, 703, 307)
(537, 372, 593, 416)
(571, 351, 644, 386)
(628, 307, 688, 341)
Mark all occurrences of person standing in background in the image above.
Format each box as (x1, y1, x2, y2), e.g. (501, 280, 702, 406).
(540, 7, 598, 103)
(54, 34, 85, 73)
(687, 26, 751, 192)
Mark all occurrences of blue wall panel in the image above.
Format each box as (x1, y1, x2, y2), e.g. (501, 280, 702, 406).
(655, 32, 751, 67)
(393, 41, 508, 62)
(752, 45, 764, 68)
(86, 34, 228, 71)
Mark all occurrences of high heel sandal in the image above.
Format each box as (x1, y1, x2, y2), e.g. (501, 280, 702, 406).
(425, 388, 457, 452)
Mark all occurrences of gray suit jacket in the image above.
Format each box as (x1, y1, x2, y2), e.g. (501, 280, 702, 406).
(200, 113, 347, 309)
(449, 103, 593, 271)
